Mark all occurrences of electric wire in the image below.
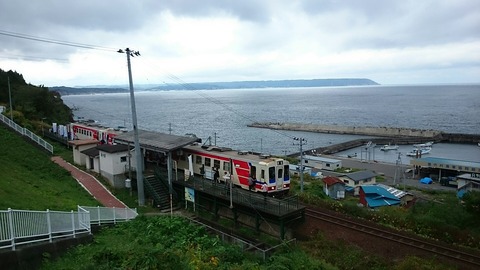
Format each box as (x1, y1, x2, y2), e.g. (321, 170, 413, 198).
(137, 57, 298, 142)
(0, 29, 118, 52)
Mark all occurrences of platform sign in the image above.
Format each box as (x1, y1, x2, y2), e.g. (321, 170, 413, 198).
(185, 187, 195, 203)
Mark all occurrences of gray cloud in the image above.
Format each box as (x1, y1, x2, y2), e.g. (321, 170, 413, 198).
(0, 0, 478, 85)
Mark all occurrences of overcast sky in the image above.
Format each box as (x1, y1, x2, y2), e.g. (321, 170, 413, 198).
(0, 0, 479, 87)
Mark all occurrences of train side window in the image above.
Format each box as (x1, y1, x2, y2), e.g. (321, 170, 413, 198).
(195, 156, 202, 165)
(205, 158, 211, 167)
(223, 162, 230, 172)
(214, 160, 220, 169)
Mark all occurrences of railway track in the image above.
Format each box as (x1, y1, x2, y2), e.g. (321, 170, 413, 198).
(305, 208, 480, 269)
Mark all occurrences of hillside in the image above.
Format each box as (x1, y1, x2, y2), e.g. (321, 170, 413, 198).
(51, 78, 379, 95)
(0, 125, 98, 210)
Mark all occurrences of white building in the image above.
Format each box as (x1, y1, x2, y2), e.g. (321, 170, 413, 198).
(97, 144, 134, 188)
(302, 155, 342, 171)
(69, 139, 99, 166)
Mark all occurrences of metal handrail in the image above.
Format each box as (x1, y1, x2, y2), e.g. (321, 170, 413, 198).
(0, 206, 137, 251)
(0, 114, 53, 154)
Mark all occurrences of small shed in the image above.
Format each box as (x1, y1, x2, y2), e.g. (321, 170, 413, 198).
(322, 176, 346, 200)
(302, 155, 342, 171)
(359, 185, 401, 208)
(81, 147, 100, 173)
(339, 170, 377, 195)
(456, 173, 480, 198)
(69, 139, 99, 166)
(376, 184, 415, 207)
(97, 144, 131, 188)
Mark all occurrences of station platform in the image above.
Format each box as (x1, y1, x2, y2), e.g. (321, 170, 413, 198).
(162, 171, 305, 239)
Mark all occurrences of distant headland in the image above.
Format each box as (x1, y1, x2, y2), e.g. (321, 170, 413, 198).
(50, 78, 379, 95)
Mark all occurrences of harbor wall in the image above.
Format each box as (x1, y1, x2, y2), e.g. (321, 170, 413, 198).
(248, 122, 442, 138)
(249, 122, 480, 156)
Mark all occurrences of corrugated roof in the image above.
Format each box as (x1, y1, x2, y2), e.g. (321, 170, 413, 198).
(69, 139, 99, 146)
(376, 183, 410, 198)
(323, 176, 345, 186)
(361, 185, 400, 208)
(81, 147, 99, 157)
(96, 144, 130, 154)
(114, 130, 200, 154)
(347, 170, 377, 182)
(303, 155, 341, 163)
(411, 157, 480, 169)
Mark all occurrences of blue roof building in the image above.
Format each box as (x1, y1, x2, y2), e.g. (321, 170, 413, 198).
(359, 185, 401, 208)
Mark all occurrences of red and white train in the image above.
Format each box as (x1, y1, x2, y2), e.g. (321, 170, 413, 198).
(175, 143, 290, 195)
(53, 122, 290, 195)
(51, 122, 125, 144)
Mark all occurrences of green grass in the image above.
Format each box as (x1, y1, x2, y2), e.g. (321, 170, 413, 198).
(0, 125, 99, 210)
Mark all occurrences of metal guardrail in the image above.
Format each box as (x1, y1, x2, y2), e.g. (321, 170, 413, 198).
(79, 206, 138, 225)
(187, 216, 296, 261)
(0, 206, 137, 251)
(0, 114, 53, 154)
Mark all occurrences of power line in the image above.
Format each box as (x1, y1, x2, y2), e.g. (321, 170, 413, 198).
(138, 57, 298, 142)
(0, 29, 118, 52)
(0, 53, 68, 62)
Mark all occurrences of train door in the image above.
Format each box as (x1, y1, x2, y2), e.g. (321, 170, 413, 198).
(276, 161, 285, 191)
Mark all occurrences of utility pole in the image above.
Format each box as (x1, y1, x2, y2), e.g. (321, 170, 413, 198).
(293, 137, 307, 192)
(119, 48, 145, 206)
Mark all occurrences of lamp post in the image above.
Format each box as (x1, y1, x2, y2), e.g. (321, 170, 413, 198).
(8, 77, 13, 120)
(118, 48, 145, 206)
(294, 137, 307, 192)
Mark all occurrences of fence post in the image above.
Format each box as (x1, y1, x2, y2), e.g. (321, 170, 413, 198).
(8, 208, 15, 251)
(97, 206, 101, 225)
(47, 209, 52, 243)
(71, 210, 76, 238)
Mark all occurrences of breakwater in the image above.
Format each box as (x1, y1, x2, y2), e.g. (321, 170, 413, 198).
(249, 122, 480, 155)
(248, 122, 442, 138)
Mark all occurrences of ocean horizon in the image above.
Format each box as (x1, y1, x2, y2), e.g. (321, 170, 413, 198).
(62, 84, 480, 163)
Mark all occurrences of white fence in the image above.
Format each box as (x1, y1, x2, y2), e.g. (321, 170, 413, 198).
(0, 206, 137, 251)
(0, 114, 53, 154)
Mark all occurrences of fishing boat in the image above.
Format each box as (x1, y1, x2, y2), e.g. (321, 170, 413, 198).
(406, 147, 431, 157)
(380, 143, 399, 151)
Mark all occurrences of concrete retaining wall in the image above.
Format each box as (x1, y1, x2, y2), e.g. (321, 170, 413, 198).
(0, 234, 93, 270)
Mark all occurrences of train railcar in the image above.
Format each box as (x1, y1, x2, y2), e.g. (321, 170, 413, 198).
(174, 143, 290, 195)
(51, 123, 123, 144)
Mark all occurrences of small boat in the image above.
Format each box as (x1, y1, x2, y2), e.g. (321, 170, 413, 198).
(413, 141, 434, 148)
(406, 147, 431, 157)
(380, 143, 399, 151)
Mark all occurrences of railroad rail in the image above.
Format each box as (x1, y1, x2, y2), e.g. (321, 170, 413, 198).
(305, 208, 480, 269)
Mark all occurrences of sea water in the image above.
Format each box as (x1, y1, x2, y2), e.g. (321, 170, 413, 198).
(62, 85, 480, 163)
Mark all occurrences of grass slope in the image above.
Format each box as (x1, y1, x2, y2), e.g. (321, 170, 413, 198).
(0, 125, 99, 210)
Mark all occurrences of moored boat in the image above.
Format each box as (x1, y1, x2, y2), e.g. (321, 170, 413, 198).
(406, 147, 431, 157)
(380, 143, 399, 151)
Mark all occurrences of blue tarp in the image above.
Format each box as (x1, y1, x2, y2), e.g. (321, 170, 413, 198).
(420, 177, 433, 184)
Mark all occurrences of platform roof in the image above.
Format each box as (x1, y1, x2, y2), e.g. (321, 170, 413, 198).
(113, 130, 200, 154)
